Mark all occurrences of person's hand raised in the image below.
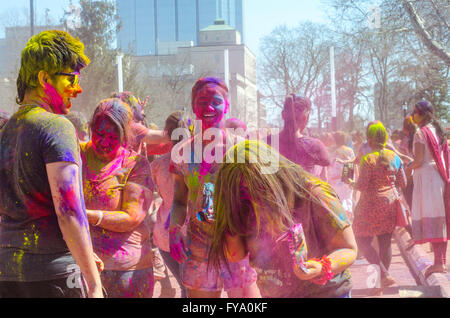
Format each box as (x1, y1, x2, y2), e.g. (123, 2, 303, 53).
(169, 226, 190, 263)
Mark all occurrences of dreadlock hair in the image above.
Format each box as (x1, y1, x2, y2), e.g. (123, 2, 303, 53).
(415, 100, 447, 147)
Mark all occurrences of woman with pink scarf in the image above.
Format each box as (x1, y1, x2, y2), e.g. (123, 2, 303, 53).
(406, 100, 449, 277)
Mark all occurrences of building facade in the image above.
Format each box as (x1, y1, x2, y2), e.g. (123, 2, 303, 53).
(132, 20, 260, 130)
(116, 0, 244, 56)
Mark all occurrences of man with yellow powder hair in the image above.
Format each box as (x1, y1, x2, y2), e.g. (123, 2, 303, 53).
(0, 30, 103, 298)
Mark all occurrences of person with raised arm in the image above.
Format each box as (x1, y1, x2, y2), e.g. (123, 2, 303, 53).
(168, 77, 259, 298)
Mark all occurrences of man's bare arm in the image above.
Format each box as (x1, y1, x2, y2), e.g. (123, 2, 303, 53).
(46, 162, 103, 298)
(143, 129, 171, 145)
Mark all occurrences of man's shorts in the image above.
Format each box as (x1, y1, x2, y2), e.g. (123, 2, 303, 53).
(181, 255, 257, 292)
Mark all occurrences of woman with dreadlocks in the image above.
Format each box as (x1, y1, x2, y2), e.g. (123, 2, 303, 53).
(406, 100, 449, 277)
(208, 140, 357, 298)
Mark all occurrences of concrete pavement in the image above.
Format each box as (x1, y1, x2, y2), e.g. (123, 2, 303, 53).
(394, 227, 450, 298)
(350, 237, 419, 298)
(152, 236, 422, 298)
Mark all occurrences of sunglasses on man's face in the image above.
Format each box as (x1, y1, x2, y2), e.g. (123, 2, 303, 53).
(54, 72, 80, 87)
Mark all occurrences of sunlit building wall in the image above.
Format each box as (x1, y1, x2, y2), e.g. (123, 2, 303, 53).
(116, 0, 244, 56)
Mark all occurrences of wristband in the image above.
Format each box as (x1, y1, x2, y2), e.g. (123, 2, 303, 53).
(311, 255, 334, 285)
(94, 211, 103, 226)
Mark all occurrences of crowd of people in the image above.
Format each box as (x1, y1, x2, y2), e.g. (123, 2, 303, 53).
(0, 30, 448, 298)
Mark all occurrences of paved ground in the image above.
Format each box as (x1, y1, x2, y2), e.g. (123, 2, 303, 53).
(153, 238, 419, 298)
(350, 239, 417, 298)
(417, 242, 450, 287)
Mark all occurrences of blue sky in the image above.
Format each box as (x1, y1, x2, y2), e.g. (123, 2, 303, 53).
(0, 1, 332, 123)
(0, 0, 328, 58)
(244, 0, 327, 57)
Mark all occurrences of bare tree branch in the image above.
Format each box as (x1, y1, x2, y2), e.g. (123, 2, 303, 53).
(401, 0, 450, 66)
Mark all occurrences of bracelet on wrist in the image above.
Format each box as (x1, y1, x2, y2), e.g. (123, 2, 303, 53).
(311, 255, 334, 285)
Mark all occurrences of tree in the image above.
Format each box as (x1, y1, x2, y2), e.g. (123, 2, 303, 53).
(258, 20, 376, 132)
(258, 22, 333, 130)
(333, 34, 371, 131)
(130, 53, 211, 127)
(401, 0, 450, 66)
(323, 0, 449, 127)
(0, 6, 62, 114)
(62, 0, 144, 115)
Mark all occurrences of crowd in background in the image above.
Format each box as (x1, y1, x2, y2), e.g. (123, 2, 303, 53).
(0, 30, 448, 299)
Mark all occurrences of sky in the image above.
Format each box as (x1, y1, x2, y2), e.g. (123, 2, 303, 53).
(244, 0, 328, 57)
(0, 0, 331, 123)
(0, 0, 329, 58)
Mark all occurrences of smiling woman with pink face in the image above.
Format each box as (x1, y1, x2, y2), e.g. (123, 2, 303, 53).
(91, 116, 122, 161)
(169, 77, 260, 299)
(193, 84, 229, 130)
(80, 98, 155, 298)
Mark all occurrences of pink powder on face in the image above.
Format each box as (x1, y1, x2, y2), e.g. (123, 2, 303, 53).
(43, 82, 66, 114)
(91, 117, 122, 159)
(193, 85, 228, 129)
